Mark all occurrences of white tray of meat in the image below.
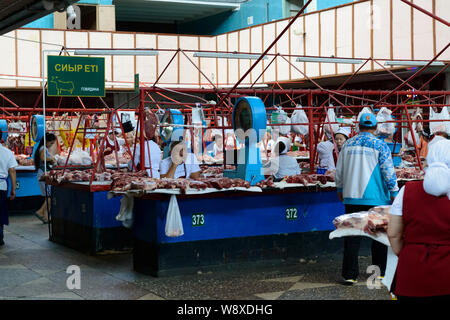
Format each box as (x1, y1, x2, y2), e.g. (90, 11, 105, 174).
(329, 206, 391, 246)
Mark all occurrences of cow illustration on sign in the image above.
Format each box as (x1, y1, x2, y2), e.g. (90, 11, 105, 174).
(50, 76, 75, 95)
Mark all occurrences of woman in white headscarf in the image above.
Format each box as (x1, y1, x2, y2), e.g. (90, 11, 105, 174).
(388, 139, 450, 300)
(317, 127, 350, 170)
(264, 136, 300, 181)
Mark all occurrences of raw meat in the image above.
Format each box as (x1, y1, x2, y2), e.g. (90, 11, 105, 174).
(395, 168, 424, 180)
(333, 205, 391, 236)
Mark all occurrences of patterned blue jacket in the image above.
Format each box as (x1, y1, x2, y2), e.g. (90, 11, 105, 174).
(335, 132, 399, 206)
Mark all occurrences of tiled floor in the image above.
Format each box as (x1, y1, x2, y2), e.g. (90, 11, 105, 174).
(0, 213, 392, 300)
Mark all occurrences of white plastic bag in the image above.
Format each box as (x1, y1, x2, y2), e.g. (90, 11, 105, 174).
(324, 107, 339, 137)
(165, 195, 184, 237)
(115, 194, 134, 229)
(271, 106, 291, 136)
(291, 105, 310, 135)
(406, 121, 419, 146)
(375, 107, 396, 137)
(430, 106, 450, 136)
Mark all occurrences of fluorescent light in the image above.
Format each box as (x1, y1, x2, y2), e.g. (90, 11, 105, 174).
(296, 57, 363, 64)
(193, 52, 268, 60)
(74, 49, 159, 56)
(384, 60, 445, 67)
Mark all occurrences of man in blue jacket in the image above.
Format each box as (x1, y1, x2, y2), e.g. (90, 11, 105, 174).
(335, 113, 399, 285)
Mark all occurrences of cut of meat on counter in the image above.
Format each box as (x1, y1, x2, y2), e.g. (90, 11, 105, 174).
(285, 173, 329, 185)
(401, 154, 417, 163)
(15, 154, 34, 166)
(104, 152, 131, 165)
(286, 151, 309, 158)
(395, 168, 425, 180)
(255, 176, 275, 189)
(41, 169, 116, 184)
(333, 205, 391, 236)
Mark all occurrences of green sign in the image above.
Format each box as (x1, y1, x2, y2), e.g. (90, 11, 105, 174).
(192, 213, 205, 227)
(47, 55, 105, 97)
(134, 73, 139, 93)
(285, 207, 298, 220)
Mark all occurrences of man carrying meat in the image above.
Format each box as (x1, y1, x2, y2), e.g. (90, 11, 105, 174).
(335, 113, 399, 285)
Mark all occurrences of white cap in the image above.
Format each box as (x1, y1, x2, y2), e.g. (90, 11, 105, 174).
(274, 136, 291, 154)
(335, 127, 350, 139)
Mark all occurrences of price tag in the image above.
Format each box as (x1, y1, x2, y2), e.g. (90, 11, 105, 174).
(192, 213, 205, 227)
(285, 207, 298, 220)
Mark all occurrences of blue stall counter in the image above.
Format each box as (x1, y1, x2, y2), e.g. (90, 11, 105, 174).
(132, 186, 345, 276)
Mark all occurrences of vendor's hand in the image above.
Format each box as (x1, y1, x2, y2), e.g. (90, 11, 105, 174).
(10, 189, 15, 200)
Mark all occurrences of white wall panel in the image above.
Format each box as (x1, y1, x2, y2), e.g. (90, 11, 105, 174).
(304, 13, 319, 78)
(262, 23, 276, 82)
(199, 36, 217, 86)
(88, 32, 112, 87)
(276, 20, 291, 82)
(157, 35, 178, 85)
(392, 0, 412, 60)
(136, 34, 157, 85)
(179, 36, 200, 85)
(436, 0, 450, 60)
(336, 5, 353, 74)
(112, 33, 134, 88)
(227, 32, 239, 84)
(372, 0, 391, 70)
(290, 17, 305, 80)
(17, 29, 40, 87)
(413, 0, 434, 60)
(216, 34, 227, 86)
(250, 26, 263, 84)
(354, 2, 372, 72)
(0, 31, 16, 87)
(320, 10, 336, 76)
(239, 29, 251, 86)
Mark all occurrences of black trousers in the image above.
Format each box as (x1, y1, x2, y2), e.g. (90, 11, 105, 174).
(342, 204, 388, 280)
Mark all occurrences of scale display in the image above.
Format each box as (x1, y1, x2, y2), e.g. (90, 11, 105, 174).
(224, 96, 266, 185)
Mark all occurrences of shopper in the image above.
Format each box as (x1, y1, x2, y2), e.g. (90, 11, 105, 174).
(0, 129, 18, 246)
(265, 136, 300, 181)
(335, 113, 399, 285)
(34, 133, 58, 223)
(388, 139, 450, 300)
(160, 140, 201, 179)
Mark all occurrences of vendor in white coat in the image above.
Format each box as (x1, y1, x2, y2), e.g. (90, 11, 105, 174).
(264, 136, 300, 181)
(160, 140, 201, 179)
(128, 119, 162, 178)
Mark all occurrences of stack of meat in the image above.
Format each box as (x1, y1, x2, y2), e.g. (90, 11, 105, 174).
(7, 135, 25, 155)
(15, 154, 34, 166)
(332, 206, 391, 236)
(401, 154, 417, 163)
(285, 173, 330, 186)
(255, 176, 275, 189)
(324, 169, 335, 182)
(286, 151, 309, 158)
(104, 152, 132, 166)
(299, 162, 310, 170)
(41, 169, 114, 184)
(395, 167, 425, 180)
(110, 172, 252, 194)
